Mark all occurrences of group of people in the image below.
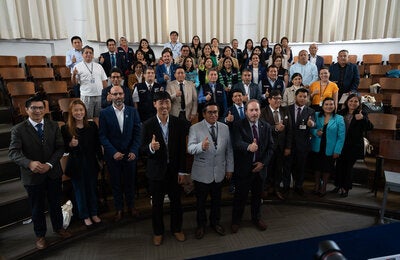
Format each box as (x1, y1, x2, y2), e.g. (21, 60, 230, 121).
(9, 31, 374, 249)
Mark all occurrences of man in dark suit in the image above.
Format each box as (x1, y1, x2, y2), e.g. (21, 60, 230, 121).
(156, 48, 178, 89)
(9, 95, 71, 250)
(233, 69, 261, 103)
(309, 43, 324, 72)
(140, 91, 188, 246)
(231, 39, 243, 66)
(132, 66, 164, 122)
(101, 67, 133, 108)
(329, 49, 360, 100)
(225, 88, 246, 129)
(287, 88, 315, 195)
(99, 38, 126, 77)
(260, 90, 293, 200)
(260, 65, 285, 107)
(231, 99, 274, 233)
(99, 85, 141, 222)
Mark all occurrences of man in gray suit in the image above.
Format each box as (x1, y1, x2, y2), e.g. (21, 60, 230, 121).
(188, 101, 234, 239)
(9, 95, 71, 250)
(233, 69, 261, 103)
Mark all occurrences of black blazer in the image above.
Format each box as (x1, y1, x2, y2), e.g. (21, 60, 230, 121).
(338, 109, 373, 160)
(101, 85, 134, 108)
(232, 119, 274, 177)
(140, 116, 188, 181)
(9, 119, 64, 185)
(260, 106, 293, 151)
(288, 104, 315, 152)
(100, 52, 126, 77)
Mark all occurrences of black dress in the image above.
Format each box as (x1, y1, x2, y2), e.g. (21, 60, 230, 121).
(313, 123, 335, 173)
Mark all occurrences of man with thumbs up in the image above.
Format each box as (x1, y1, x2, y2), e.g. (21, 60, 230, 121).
(188, 102, 234, 239)
(231, 99, 273, 233)
(141, 91, 188, 246)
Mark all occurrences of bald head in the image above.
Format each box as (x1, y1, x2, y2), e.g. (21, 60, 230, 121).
(298, 50, 308, 65)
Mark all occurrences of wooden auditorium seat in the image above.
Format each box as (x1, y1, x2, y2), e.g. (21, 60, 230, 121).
(362, 54, 383, 75)
(366, 114, 397, 157)
(25, 55, 48, 77)
(41, 81, 68, 110)
(358, 78, 372, 93)
(29, 67, 55, 90)
(58, 97, 79, 121)
(379, 78, 400, 104)
(369, 65, 392, 84)
(0, 67, 26, 84)
(0, 56, 19, 68)
(390, 93, 400, 127)
(321, 55, 333, 66)
(7, 82, 35, 120)
(348, 55, 358, 65)
(388, 54, 400, 69)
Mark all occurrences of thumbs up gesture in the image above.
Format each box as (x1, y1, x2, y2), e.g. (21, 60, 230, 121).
(202, 136, 210, 151)
(226, 110, 234, 122)
(151, 134, 160, 151)
(205, 92, 212, 101)
(248, 138, 258, 152)
(70, 136, 78, 147)
(307, 116, 314, 127)
(72, 55, 76, 63)
(355, 110, 364, 120)
(73, 67, 78, 76)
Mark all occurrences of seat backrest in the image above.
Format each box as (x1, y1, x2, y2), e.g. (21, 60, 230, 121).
(19, 100, 50, 117)
(58, 98, 79, 113)
(293, 56, 298, 63)
(379, 139, 400, 161)
(50, 56, 66, 68)
(42, 81, 68, 94)
(362, 54, 383, 65)
(379, 78, 400, 91)
(0, 56, 19, 68)
(30, 67, 55, 79)
(358, 78, 372, 92)
(0, 67, 26, 81)
(357, 65, 365, 77)
(369, 65, 391, 76)
(321, 55, 332, 66)
(7, 82, 35, 96)
(368, 113, 397, 130)
(25, 56, 48, 67)
(391, 93, 400, 108)
(348, 55, 358, 64)
(388, 54, 400, 69)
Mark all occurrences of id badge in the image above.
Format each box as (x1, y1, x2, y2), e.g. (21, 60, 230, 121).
(299, 124, 307, 130)
(90, 78, 95, 84)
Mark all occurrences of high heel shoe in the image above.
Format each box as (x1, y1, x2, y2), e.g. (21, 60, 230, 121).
(330, 187, 340, 194)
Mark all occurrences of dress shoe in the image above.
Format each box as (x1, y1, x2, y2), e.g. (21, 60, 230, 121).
(56, 229, 72, 238)
(130, 208, 141, 218)
(211, 224, 225, 236)
(294, 187, 305, 196)
(282, 187, 290, 195)
(195, 227, 205, 239)
(153, 235, 163, 246)
(330, 187, 340, 194)
(231, 224, 240, 234)
(36, 237, 47, 250)
(275, 191, 285, 200)
(91, 216, 102, 225)
(173, 232, 186, 242)
(340, 191, 349, 198)
(114, 210, 123, 222)
(252, 219, 268, 231)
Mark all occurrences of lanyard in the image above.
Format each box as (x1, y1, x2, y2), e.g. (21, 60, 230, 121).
(83, 62, 93, 75)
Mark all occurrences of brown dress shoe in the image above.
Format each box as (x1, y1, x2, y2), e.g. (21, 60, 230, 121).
(195, 227, 205, 239)
(173, 232, 186, 242)
(114, 210, 123, 222)
(252, 219, 268, 231)
(231, 224, 240, 234)
(130, 208, 141, 218)
(212, 224, 225, 236)
(56, 229, 72, 238)
(153, 235, 163, 246)
(275, 191, 285, 200)
(36, 237, 47, 250)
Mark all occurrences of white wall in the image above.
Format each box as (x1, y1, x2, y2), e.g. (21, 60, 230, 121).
(0, 0, 399, 65)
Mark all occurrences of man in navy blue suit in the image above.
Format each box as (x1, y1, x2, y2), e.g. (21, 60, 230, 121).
(99, 85, 141, 222)
(99, 38, 126, 77)
(309, 43, 324, 72)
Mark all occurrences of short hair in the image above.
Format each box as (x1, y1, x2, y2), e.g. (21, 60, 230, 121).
(82, 45, 94, 53)
(320, 66, 330, 71)
(268, 89, 282, 98)
(231, 38, 238, 44)
(280, 36, 289, 43)
(202, 101, 219, 113)
(295, 88, 309, 96)
(242, 68, 251, 74)
(144, 66, 155, 73)
(25, 94, 45, 108)
(231, 88, 244, 96)
(207, 68, 218, 75)
(298, 49, 308, 56)
(170, 31, 179, 36)
(161, 48, 173, 57)
(106, 38, 116, 46)
(110, 67, 123, 77)
(153, 91, 171, 102)
(267, 64, 278, 72)
(180, 44, 190, 51)
(175, 66, 185, 72)
(245, 99, 260, 110)
(71, 36, 82, 43)
(338, 49, 349, 55)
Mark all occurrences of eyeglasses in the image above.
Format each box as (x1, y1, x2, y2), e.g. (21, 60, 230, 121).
(272, 97, 282, 101)
(111, 92, 124, 96)
(29, 106, 45, 111)
(206, 110, 218, 115)
(111, 76, 121, 79)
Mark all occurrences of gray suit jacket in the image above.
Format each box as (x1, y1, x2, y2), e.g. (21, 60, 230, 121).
(167, 80, 198, 121)
(9, 119, 64, 185)
(188, 120, 234, 184)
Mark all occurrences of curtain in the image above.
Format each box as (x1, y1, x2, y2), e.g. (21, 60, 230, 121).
(86, 0, 235, 44)
(258, 0, 400, 43)
(0, 0, 67, 40)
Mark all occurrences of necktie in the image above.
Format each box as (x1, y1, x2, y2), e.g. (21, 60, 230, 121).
(239, 106, 244, 119)
(210, 125, 217, 148)
(296, 107, 302, 124)
(252, 124, 259, 162)
(273, 110, 279, 124)
(36, 123, 43, 142)
(148, 84, 152, 91)
(179, 83, 186, 110)
(111, 53, 116, 67)
(210, 84, 216, 102)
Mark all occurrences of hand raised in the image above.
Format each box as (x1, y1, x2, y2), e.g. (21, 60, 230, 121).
(355, 110, 363, 120)
(151, 134, 160, 151)
(70, 136, 78, 147)
(307, 116, 314, 127)
(226, 111, 234, 122)
(202, 136, 210, 151)
(248, 138, 258, 152)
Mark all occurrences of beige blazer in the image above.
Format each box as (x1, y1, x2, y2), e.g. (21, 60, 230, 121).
(167, 80, 198, 121)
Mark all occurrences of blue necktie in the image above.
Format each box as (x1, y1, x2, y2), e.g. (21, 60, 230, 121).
(239, 107, 244, 119)
(36, 123, 43, 142)
(111, 54, 116, 67)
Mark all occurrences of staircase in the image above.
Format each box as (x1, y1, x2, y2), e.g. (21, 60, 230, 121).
(0, 93, 30, 228)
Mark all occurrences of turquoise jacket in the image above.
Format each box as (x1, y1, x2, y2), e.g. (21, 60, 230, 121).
(311, 112, 345, 156)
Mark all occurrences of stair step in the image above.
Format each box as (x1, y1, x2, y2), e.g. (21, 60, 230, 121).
(0, 179, 30, 227)
(0, 123, 12, 150)
(0, 149, 20, 182)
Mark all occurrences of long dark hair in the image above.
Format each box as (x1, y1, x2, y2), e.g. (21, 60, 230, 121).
(318, 97, 336, 117)
(342, 93, 362, 115)
(183, 57, 195, 72)
(288, 72, 304, 88)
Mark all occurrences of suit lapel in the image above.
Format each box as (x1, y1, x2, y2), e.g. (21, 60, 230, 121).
(25, 120, 43, 145)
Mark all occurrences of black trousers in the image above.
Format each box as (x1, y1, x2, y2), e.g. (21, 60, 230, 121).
(232, 172, 263, 225)
(285, 148, 310, 189)
(335, 157, 357, 190)
(24, 177, 63, 237)
(194, 180, 223, 228)
(149, 167, 183, 236)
